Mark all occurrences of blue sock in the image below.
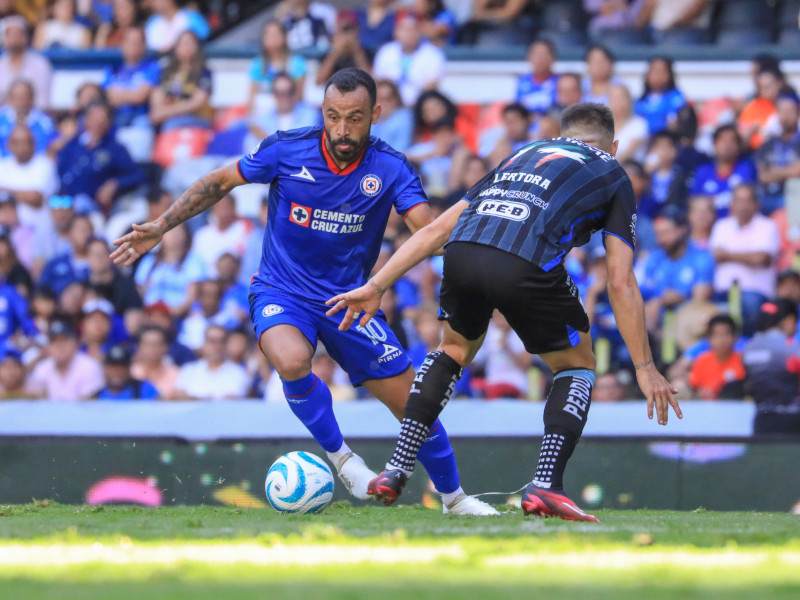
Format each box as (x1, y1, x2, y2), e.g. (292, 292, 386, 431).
(282, 373, 343, 453)
(416, 419, 460, 494)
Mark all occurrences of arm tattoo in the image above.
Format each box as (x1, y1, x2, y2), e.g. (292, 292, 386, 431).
(160, 173, 234, 232)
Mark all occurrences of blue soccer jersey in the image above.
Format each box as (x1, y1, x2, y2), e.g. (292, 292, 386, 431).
(237, 126, 427, 303)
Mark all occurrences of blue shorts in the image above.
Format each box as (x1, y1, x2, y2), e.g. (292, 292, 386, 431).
(249, 285, 411, 386)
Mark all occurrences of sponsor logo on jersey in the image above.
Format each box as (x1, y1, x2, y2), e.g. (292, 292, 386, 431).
(262, 304, 284, 317)
(360, 174, 382, 196)
(476, 199, 531, 221)
(290, 166, 316, 182)
(378, 343, 402, 363)
(535, 147, 588, 168)
(492, 172, 551, 190)
(289, 203, 311, 227)
(478, 187, 550, 209)
(630, 214, 637, 248)
(248, 142, 262, 158)
(289, 203, 366, 233)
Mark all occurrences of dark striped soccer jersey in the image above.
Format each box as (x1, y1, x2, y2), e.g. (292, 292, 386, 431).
(448, 137, 637, 271)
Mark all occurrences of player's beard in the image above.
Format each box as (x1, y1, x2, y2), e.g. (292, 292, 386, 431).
(328, 132, 368, 164)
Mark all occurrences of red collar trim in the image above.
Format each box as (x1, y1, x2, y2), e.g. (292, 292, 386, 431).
(320, 132, 366, 176)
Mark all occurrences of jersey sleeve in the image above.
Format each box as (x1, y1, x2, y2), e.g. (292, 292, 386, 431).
(602, 178, 637, 252)
(236, 134, 281, 184)
(392, 157, 429, 216)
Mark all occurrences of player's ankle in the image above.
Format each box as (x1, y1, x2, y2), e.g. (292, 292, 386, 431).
(385, 463, 413, 477)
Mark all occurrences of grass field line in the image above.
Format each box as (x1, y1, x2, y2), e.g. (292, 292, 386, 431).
(486, 549, 800, 570)
(0, 542, 466, 567)
(3, 540, 800, 570)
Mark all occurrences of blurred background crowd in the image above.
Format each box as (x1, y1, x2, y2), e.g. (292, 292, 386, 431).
(1, 0, 800, 406)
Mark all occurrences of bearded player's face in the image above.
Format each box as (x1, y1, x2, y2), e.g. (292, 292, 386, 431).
(322, 85, 381, 165)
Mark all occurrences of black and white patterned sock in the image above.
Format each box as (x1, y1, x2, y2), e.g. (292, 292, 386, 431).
(532, 432, 568, 489)
(387, 418, 430, 474)
(385, 351, 463, 475)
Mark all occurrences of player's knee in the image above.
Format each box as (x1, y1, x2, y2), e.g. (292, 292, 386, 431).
(271, 353, 313, 381)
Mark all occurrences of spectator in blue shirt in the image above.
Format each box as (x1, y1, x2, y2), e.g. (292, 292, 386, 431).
(516, 39, 559, 115)
(0, 276, 37, 346)
(280, 0, 330, 52)
(691, 124, 757, 217)
(247, 20, 307, 114)
(103, 27, 159, 130)
(245, 72, 319, 152)
(39, 215, 93, 296)
(416, 0, 458, 46)
(355, 0, 396, 58)
(639, 207, 715, 333)
(757, 93, 800, 215)
(95, 344, 159, 400)
(57, 100, 144, 217)
(634, 56, 687, 136)
(640, 130, 689, 219)
(216, 252, 249, 321)
(372, 79, 413, 152)
(0, 79, 57, 157)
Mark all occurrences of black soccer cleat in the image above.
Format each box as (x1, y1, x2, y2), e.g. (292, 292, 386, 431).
(367, 469, 407, 506)
(521, 482, 599, 522)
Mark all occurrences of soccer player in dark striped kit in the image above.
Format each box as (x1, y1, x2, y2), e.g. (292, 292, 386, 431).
(327, 103, 683, 521)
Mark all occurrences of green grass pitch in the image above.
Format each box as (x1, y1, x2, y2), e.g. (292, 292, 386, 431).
(1, 501, 799, 599)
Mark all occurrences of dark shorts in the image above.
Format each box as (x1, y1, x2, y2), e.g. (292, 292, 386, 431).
(439, 242, 590, 355)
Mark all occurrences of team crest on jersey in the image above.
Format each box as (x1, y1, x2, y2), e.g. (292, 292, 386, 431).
(289, 202, 312, 227)
(360, 174, 382, 197)
(262, 304, 283, 317)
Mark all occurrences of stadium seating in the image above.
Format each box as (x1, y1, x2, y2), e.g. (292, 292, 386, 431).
(716, 29, 775, 47)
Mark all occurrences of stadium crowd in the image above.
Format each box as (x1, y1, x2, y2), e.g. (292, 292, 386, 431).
(0, 0, 799, 405)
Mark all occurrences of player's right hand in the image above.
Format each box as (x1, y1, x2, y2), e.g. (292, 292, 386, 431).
(110, 221, 165, 267)
(325, 284, 382, 330)
(636, 364, 682, 426)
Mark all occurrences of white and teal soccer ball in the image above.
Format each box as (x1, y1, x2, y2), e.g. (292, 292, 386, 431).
(265, 451, 335, 514)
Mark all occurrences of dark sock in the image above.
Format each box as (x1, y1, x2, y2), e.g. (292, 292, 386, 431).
(387, 351, 463, 474)
(532, 369, 595, 490)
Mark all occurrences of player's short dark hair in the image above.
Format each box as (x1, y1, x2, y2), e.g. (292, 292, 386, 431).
(560, 102, 615, 147)
(707, 314, 737, 337)
(502, 102, 530, 120)
(324, 68, 377, 108)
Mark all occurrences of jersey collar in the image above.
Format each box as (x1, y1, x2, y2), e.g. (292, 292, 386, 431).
(320, 131, 367, 176)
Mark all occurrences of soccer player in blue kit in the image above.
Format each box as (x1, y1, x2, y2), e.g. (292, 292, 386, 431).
(111, 68, 497, 516)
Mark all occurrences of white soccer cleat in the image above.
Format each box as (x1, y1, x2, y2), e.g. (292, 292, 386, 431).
(442, 493, 500, 516)
(335, 453, 377, 500)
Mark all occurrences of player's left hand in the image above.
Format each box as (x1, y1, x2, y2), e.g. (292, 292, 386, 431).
(325, 284, 382, 330)
(636, 364, 682, 426)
